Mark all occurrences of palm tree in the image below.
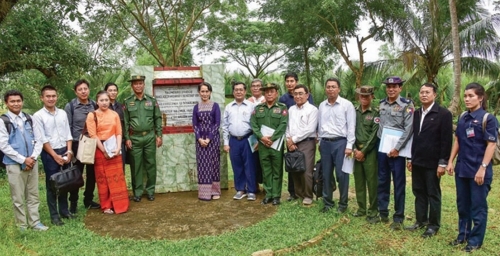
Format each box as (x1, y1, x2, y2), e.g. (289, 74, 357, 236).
(372, 0, 500, 113)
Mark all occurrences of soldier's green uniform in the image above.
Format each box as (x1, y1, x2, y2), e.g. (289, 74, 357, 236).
(353, 86, 380, 220)
(250, 84, 288, 203)
(123, 75, 162, 199)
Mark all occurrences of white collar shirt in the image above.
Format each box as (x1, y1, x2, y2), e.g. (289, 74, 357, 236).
(318, 96, 356, 149)
(286, 101, 318, 143)
(420, 102, 435, 131)
(33, 107, 73, 150)
(222, 100, 255, 146)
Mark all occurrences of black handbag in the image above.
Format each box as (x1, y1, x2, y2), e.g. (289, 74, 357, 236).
(284, 150, 306, 173)
(50, 163, 84, 194)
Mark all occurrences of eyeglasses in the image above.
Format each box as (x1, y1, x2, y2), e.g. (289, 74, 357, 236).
(293, 92, 307, 96)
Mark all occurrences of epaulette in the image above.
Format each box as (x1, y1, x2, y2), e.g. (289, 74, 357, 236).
(379, 98, 386, 103)
(124, 95, 134, 101)
(145, 93, 156, 99)
(276, 102, 287, 107)
(400, 97, 411, 104)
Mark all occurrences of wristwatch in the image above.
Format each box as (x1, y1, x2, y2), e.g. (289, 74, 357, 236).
(481, 163, 488, 168)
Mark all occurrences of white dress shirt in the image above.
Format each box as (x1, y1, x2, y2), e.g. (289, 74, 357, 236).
(420, 102, 435, 131)
(222, 100, 255, 146)
(318, 96, 356, 149)
(33, 107, 73, 150)
(286, 101, 318, 143)
(0, 111, 43, 164)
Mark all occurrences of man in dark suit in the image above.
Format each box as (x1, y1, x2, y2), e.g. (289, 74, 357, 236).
(406, 83, 453, 238)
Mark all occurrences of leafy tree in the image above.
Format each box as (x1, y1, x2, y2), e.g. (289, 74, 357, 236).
(205, 14, 289, 78)
(374, 0, 500, 114)
(0, 0, 18, 24)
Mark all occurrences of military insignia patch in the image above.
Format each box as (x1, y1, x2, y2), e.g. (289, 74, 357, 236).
(406, 107, 414, 114)
(374, 117, 380, 124)
(282, 109, 287, 116)
(258, 107, 264, 113)
(365, 115, 373, 120)
(129, 102, 135, 106)
(145, 101, 152, 107)
(273, 108, 281, 114)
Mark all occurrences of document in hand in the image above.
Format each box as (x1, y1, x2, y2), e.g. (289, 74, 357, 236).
(342, 156, 354, 174)
(103, 135, 117, 157)
(260, 124, 284, 151)
(378, 127, 412, 158)
(248, 135, 259, 153)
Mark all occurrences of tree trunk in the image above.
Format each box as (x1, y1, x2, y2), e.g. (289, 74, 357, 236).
(448, 0, 462, 115)
(303, 46, 311, 93)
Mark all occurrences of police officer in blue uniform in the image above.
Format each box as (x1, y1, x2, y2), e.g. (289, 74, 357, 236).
(376, 76, 414, 230)
(446, 83, 498, 253)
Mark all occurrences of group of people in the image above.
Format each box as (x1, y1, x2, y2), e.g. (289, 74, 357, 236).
(2, 72, 497, 252)
(216, 73, 497, 253)
(1, 75, 164, 231)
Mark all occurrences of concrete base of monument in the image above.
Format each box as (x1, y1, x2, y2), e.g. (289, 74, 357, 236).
(84, 189, 277, 240)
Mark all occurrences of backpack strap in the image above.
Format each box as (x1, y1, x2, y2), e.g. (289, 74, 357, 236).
(482, 113, 489, 134)
(0, 114, 11, 134)
(81, 112, 98, 137)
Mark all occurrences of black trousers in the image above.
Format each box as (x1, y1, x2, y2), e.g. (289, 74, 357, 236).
(411, 164, 441, 229)
(70, 141, 96, 205)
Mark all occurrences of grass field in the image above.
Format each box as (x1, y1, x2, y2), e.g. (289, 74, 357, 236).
(0, 161, 499, 256)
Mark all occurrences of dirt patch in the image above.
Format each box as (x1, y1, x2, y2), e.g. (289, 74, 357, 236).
(84, 190, 277, 240)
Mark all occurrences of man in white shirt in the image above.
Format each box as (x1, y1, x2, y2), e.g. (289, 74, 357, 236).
(223, 82, 257, 201)
(0, 90, 47, 231)
(285, 85, 318, 205)
(318, 78, 356, 213)
(33, 85, 74, 226)
(247, 78, 265, 104)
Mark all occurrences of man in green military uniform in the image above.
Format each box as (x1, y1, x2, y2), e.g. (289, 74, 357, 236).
(352, 86, 380, 224)
(250, 83, 288, 206)
(123, 75, 163, 202)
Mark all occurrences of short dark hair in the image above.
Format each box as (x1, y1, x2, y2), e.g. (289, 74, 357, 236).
(421, 83, 437, 93)
(74, 79, 90, 91)
(465, 82, 488, 110)
(198, 82, 213, 92)
(4, 90, 23, 102)
(232, 82, 246, 91)
(96, 90, 109, 100)
(294, 84, 309, 94)
(104, 82, 118, 91)
(325, 77, 341, 87)
(284, 72, 299, 82)
(41, 85, 57, 95)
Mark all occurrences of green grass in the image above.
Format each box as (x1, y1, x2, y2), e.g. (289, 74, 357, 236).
(1, 163, 499, 255)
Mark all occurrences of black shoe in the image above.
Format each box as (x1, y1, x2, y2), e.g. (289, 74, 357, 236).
(61, 212, 77, 219)
(85, 201, 101, 209)
(390, 222, 403, 231)
(272, 198, 281, 205)
(449, 239, 467, 246)
(147, 195, 155, 201)
(366, 216, 380, 224)
(352, 212, 365, 217)
(133, 196, 142, 202)
(320, 207, 331, 213)
(463, 245, 481, 252)
(380, 216, 390, 223)
(261, 198, 272, 205)
(51, 218, 64, 226)
(70, 202, 77, 214)
(405, 222, 427, 231)
(287, 195, 298, 202)
(421, 228, 438, 238)
(337, 208, 347, 214)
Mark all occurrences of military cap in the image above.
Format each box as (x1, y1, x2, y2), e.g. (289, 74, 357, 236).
(260, 83, 279, 91)
(128, 75, 146, 82)
(382, 76, 405, 85)
(355, 85, 375, 95)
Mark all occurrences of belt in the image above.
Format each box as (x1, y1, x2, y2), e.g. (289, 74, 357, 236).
(130, 129, 154, 136)
(231, 133, 253, 141)
(322, 137, 346, 142)
(297, 137, 316, 143)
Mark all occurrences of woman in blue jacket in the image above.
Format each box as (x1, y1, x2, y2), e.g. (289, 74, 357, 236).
(446, 83, 498, 253)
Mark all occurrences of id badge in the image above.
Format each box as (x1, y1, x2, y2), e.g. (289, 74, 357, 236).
(466, 127, 475, 138)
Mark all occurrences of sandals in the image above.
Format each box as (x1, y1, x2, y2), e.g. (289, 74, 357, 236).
(212, 195, 220, 200)
(103, 209, 114, 214)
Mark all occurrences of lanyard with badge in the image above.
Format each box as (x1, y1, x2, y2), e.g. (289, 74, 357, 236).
(466, 120, 475, 138)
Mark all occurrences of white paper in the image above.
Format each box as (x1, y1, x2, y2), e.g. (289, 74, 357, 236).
(103, 135, 117, 157)
(342, 156, 354, 174)
(378, 127, 412, 158)
(260, 124, 284, 151)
